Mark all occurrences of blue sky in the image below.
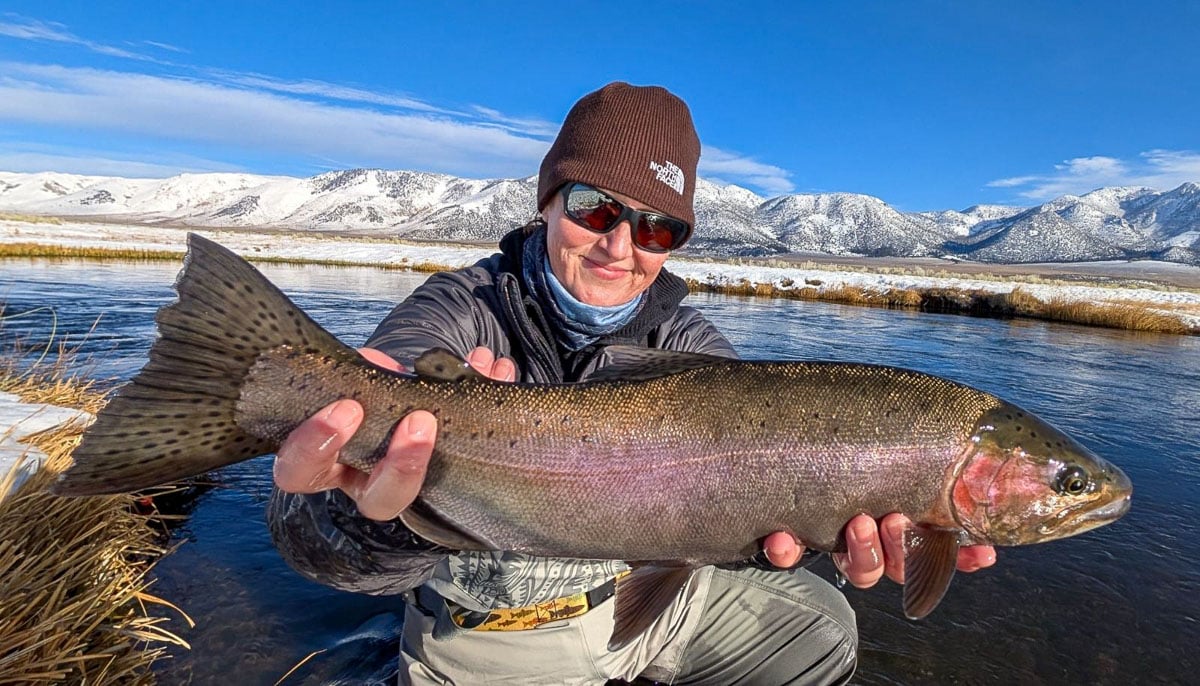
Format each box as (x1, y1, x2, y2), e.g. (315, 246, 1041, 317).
(1, 1, 1198, 211)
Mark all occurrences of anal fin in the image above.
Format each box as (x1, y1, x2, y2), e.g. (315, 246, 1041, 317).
(609, 564, 695, 651)
(902, 525, 961, 619)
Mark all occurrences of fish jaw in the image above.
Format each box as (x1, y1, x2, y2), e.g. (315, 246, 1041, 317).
(950, 404, 1132, 547)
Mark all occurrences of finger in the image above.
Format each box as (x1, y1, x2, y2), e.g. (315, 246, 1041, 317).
(837, 514, 885, 589)
(273, 399, 363, 493)
(763, 531, 805, 568)
(356, 410, 438, 521)
(358, 347, 404, 372)
(957, 545, 997, 572)
(491, 356, 517, 382)
(466, 346, 495, 372)
(880, 513, 909, 584)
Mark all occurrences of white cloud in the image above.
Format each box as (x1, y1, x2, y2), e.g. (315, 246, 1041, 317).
(141, 40, 187, 54)
(988, 151, 1200, 201)
(0, 16, 156, 62)
(699, 146, 794, 195)
(210, 70, 455, 115)
(0, 61, 796, 195)
(0, 62, 551, 179)
(0, 146, 243, 177)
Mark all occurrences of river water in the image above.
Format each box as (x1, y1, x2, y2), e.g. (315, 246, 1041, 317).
(2, 258, 1197, 685)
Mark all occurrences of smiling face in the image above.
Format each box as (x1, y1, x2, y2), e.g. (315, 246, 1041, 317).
(542, 186, 671, 307)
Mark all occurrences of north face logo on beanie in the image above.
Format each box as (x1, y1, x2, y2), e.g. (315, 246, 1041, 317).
(648, 160, 685, 195)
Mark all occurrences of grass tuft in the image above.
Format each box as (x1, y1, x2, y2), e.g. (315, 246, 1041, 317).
(0, 356, 189, 684)
(686, 279, 1196, 334)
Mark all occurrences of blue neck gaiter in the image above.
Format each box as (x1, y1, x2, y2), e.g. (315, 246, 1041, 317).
(522, 229, 643, 351)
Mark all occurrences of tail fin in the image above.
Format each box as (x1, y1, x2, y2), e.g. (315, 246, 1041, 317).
(53, 233, 350, 496)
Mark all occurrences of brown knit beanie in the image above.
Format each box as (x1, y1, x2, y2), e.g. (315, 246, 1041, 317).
(537, 82, 700, 227)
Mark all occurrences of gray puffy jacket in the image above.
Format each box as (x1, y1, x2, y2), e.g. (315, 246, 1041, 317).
(267, 228, 736, 608)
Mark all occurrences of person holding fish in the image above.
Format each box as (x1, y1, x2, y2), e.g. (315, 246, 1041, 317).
(266, 82, 998, 685)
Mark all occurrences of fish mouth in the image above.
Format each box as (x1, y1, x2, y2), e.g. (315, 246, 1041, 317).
(1037, 491, 1132, 538)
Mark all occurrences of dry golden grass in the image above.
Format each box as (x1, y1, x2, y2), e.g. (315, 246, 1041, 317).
(1001, 288, 1191, 334)
(0, 241, 459, 274)
(0, 243, 181, 261)
(0, 362, 190, 684)
(0, 213, 62, 225)
(686, 278, 1196, 334)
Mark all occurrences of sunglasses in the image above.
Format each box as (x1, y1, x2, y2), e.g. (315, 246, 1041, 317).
(558, 182, 692, 253)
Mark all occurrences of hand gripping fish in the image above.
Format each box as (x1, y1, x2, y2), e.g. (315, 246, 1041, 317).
(54, 234, 1132, 649)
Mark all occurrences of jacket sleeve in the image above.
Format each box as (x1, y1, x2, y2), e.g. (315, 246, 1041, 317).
(268, 489, 450, 594)
(267, 264, 499, 594)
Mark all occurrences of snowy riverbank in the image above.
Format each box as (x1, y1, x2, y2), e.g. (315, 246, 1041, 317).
(3, 219, 1199, 331)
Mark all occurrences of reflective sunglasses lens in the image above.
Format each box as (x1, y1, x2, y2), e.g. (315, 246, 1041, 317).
(635, 216, 688, 252)
(566, 186, 621, 232)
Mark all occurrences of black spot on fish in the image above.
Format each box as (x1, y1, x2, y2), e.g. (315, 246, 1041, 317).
(533, 419, 542, 428)
(486, 430, 495, 438)
(509, 440, 518, 448)
(471, 432, 479, 440)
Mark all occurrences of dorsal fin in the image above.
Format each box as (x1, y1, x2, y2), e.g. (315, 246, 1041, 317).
(413, 349, 486, 382)
(588, 345, 730, 383)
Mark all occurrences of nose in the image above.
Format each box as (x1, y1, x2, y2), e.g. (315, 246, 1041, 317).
(599, 219, 635, 259)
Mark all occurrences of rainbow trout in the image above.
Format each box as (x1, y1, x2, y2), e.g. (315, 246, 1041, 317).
(54, 234, 1132, 648)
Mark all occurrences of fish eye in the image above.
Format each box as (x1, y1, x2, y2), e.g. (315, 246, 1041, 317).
(1056, 465, 1090, 495)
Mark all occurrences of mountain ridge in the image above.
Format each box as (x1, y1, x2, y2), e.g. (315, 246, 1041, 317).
(1, 169, 1197, 266)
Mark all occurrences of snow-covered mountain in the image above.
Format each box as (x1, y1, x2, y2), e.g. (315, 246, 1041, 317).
(1, 169, 1197, 265)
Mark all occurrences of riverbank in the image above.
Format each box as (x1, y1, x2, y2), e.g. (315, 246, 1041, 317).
(4, 218, 1199, 334)
(0, 360, 188, 683)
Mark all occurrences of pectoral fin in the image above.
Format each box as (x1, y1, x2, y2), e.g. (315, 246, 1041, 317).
(399, 499, 493, 551)
(609, 564, 695, 650)
(902, 525, 960, 619)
